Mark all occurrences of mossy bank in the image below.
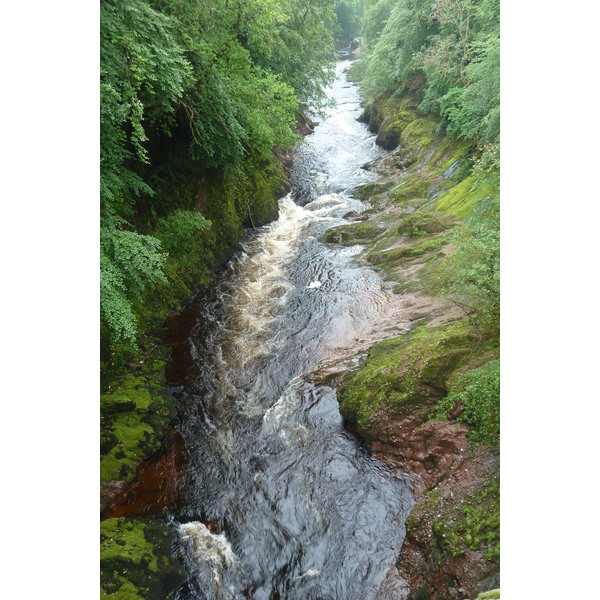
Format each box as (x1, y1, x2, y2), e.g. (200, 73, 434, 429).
(318, 86, 500, 599)
(100, 154, 291, 598)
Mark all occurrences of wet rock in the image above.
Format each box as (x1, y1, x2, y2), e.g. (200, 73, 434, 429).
(376, 125, 402, 151)
(443, 160, 461, 180)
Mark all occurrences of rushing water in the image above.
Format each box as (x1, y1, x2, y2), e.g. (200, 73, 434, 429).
(170, 54, 414, 600)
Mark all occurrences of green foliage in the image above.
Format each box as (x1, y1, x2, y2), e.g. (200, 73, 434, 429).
(154, 210, 211, 258)
(439, 35, 500, 142)
(335, 0, 365, 41)
(100, 0, 190, 216)
(359, 0, 499, 144)
(438, 359, 500, 445)
(441, 192, 499, 336)
(100, 0, 340, 364)
(100, 222, 167, 349)
(432, 477, 500, 560)
(361, 0, 437, 97)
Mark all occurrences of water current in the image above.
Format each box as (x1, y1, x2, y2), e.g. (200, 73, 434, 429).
(170, 52, 414, 600)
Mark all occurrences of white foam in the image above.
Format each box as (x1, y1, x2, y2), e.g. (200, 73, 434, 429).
(261, 384, 301, 443)
(177, 521, 238, 591)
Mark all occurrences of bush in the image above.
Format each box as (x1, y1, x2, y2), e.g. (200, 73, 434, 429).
(438, 359, 500, 445)
(442, 193, 499, 339)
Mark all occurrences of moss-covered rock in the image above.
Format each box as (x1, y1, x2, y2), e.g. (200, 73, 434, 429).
(396, 211, 450, 237)
(338, 321, 479, 441)
(100, 375, 175, 485)
(100, 518, 185, 599)
(322, 220, 383, 245)
(352, 181, 395, 201)
(367, 236, 445, 268)
(435, 174, 494, 220)
(387, 173, 438, 206)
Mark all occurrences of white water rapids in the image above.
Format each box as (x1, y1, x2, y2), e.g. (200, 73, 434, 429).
(170, 53, 414, 600)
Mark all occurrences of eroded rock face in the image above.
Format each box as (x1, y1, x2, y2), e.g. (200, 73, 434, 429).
(376, 125, 402, 151)
(370, 413, 469, 490)
(369, 411, 499, 600)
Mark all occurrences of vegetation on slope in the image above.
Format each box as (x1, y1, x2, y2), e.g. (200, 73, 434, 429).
(329, 2, 501, 593)
(101, 0, 342, 370)
(100, 2, 354, 597)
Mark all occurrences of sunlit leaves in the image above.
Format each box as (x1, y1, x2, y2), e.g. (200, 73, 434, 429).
(100, 0, 340, 354)
(100, 224, 167, 347)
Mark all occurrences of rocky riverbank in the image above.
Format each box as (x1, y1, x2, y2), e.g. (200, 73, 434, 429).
(315, 89, 500, 600)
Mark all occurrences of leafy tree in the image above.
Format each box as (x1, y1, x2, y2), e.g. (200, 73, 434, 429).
(439, 34, 500, 142)
(360, 0, 499, 144)
(100, 220, 167, 349)
(361, 0, 437, 96)
(335, 0, 365, 41)
(100, 0, 190, 217)
(100, 0, 341, 362)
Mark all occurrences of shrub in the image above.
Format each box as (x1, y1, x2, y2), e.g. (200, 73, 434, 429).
(438, 359, 500, 445)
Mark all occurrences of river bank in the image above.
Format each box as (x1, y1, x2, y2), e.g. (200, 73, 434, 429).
(313, 84, 500, 599)
(99, 117, 319, 598)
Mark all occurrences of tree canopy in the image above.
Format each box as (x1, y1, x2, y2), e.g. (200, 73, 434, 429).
(361, 0, 499, 144)
(101, 0, 340, 362)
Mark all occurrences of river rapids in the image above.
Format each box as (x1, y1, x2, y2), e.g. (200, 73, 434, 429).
(170, 53, 414, 600)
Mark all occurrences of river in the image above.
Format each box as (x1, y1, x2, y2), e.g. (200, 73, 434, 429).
(169, 52, 414, 600)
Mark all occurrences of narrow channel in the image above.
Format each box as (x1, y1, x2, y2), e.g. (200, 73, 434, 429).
(170, 52, 414, 600)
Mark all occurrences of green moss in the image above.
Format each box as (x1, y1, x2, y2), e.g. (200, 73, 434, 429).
(387, 173, 436, 206)
(338, 321, 478, 440)
(102, 376, 154, 412)
(323, 221, 383, 245)
(398, 115, 439, 162)
(435, 174, 494, 219)
(101, 518, 185, 599)
(100, 415, 154, 483)
(396, 212, 450, 237)
(476, 590, 500, 599)
(101, 518, 159, 573)
(246, 157, 288, 225)
(432, 477, 500, 562)
(428, 136, 474, 177)
(353, 181, 395, 201)
(100, 375, 174, 484)
(368, 236, 444, 266)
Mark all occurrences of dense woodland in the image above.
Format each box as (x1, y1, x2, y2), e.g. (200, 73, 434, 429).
(101, 0, 498, 380)
(360, 0, 500, 328)
(101, 0, 345, 376)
